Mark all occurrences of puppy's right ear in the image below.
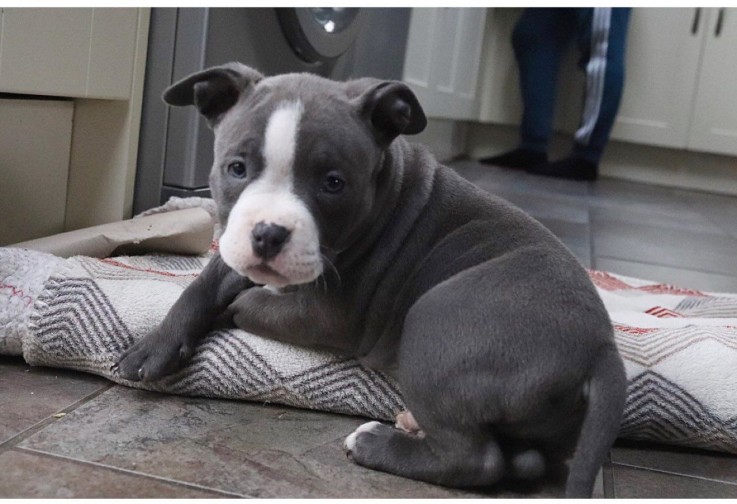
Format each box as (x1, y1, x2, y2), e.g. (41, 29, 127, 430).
(163, 62, 264, 127)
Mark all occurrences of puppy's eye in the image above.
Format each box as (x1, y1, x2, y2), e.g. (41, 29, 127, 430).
(227, 161, 247, 179)
(322, 174, 345, 194)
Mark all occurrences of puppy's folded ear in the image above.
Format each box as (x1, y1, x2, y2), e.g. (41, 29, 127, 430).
(351, 79, 427, 145)
(163, 62, 264, 127)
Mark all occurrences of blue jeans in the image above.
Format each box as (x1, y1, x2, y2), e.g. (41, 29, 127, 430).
(512, 8, 632, 163)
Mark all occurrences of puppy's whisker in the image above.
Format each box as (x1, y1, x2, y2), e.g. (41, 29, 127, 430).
(319, 274, 328, 294)
(320, 253, 341, 287)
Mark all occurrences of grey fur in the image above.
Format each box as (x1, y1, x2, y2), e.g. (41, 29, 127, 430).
(115, 63, 626, 498)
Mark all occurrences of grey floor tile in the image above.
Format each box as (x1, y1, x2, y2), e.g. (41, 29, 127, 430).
(681, 189, 737, 238)
(0, 449, 224, 498)
(594, 257, 737, 293)
(537, 218, 591, 246)
(602, 461, 616, 498)
(591, 201, 725, 235)
(19, 386, 549, 498)
(450, 160, 591, 199)
(591, 217, 737, 275)
(592, 467, 605, 498)
(590, 178, 699, 216)
(450, 159, 525, 188)
(562, 244, 592, 269)
(536, 218, 592, 267)
(507, 170, 592, 198)
(20, 386, 360, 497)
(611, 463, 737, 498)
(248, 435, 554, 498)
(493, 190, 590, 225)
(612, 441, 737, 486)
(0, 356, 108, 444)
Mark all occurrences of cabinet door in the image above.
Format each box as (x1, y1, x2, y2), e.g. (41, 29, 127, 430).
(0, 8, 139, 99)
(0, 8, 93, 97)
(86, 9, 140, 99)
(609, 8, 706, 148)
(688, 8, 737, 156)
(0, 99, 74, 245)
(403, 8, 487, 120)
(477, 8, 523, 125)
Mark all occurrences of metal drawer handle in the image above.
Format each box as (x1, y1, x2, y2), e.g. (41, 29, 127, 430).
(691, 7, 701, 35)
(715, 8, 725, 37)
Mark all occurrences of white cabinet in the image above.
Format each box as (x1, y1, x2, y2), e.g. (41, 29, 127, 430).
(688, 8, 737, 156)
(476, 8, 523, 126)
(0, 9, 92, 97)
(403, 8, 488, 121)
(0, 99, 74, 245)
(0, 8, 140, 99)
(610, 8, 705, 149)
(0, 7, 150, 245)
(614, 7, 737, 157)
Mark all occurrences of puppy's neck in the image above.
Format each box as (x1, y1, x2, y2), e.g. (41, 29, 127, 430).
(336, 139, 437, 275)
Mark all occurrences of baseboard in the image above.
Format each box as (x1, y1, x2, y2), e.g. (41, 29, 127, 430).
(411, 119, 468, 162)
(465, 122, 737, 197)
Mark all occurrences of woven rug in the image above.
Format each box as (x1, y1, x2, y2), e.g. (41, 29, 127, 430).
(1, 246, 736, 454)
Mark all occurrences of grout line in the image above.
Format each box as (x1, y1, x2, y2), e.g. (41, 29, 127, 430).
(602, 453, 616, 498)
(14, 446, 248, 498)
(0, 382, 115, 454)
(611, 462, 737, 487)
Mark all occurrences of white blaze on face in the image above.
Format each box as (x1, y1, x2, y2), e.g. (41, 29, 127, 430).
(219, 100, 323, 287)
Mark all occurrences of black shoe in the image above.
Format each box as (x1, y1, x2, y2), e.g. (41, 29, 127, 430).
(526, 156, 598, 181)
(479, 148, 548, 169)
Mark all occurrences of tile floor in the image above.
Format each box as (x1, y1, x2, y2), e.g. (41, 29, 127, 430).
(2, 159, 737, 498)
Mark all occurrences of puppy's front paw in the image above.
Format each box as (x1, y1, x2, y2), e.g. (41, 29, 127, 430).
(113, 330, 195, 382)
(227, 286, 275, 332)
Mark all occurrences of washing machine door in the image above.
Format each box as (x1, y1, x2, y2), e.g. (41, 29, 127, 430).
(277, 8, 367, 64)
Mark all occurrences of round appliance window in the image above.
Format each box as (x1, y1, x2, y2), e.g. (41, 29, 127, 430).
(277, 8, 367, 64)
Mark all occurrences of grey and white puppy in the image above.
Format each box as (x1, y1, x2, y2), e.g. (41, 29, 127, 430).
(115, 62, 626, 498)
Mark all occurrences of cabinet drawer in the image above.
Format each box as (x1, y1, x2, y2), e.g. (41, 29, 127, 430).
(0, 98, 74, 245)
(0, 8, 139, 99)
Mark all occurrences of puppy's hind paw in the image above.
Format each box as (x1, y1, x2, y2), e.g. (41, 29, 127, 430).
(344, 421, 384, 457)
(394, 410, 425, 438)
(510, 449, 546, 481)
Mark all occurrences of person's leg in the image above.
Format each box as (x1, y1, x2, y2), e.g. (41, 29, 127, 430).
(481, 9, 575, 168)
(528, 8, 632, 180)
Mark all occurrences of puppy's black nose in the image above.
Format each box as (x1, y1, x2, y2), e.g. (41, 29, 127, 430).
(251, 222, 291, 260)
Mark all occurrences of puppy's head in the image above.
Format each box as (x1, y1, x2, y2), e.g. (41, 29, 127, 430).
(163, 62, 427, 287)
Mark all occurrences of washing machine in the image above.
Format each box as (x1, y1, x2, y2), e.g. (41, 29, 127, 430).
(133, 7, 412, 214)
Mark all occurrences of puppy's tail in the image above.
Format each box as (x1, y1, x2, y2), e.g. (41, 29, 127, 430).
(565, 345, 627, 498)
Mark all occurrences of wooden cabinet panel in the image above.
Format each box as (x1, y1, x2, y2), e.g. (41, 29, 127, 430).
(0, 8, 93, 97)
(688, 8, 737, 156)
(403, 8, 487, 121)
(0, 8, 139, 99)
(477, 8, 523, 125)
(0, 99, 74, 245)
(87, 9, 140, 99)
(402, 8, 434, 90)
(610, 8, 705, 149)
(0, 8, 149, 237)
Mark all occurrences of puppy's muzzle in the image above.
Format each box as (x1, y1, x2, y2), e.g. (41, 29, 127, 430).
(251, 221, 291, 260)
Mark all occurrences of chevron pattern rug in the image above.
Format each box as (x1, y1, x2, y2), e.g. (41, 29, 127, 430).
(2, 247, 736, 454)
